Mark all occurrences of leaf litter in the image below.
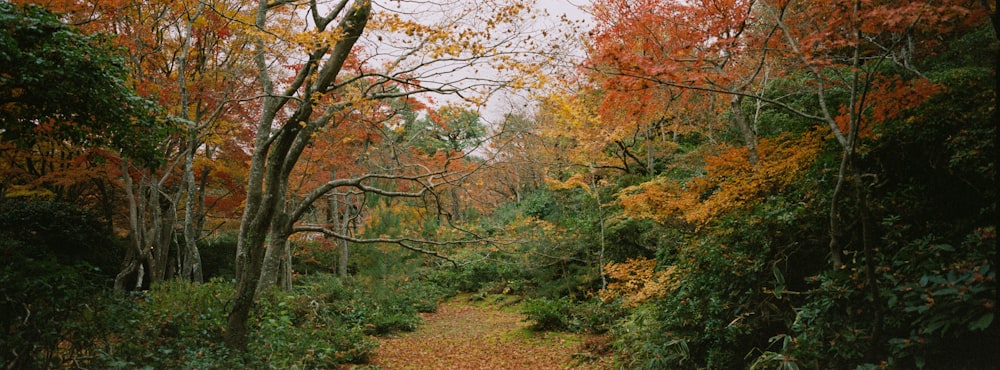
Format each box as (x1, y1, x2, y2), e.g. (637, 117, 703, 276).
(367, 295, 613, 369)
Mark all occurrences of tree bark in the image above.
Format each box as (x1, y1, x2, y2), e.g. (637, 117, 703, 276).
(115, 158, 179, 290)
(730, 94, 759, 166)
(225, 0, 371, 350)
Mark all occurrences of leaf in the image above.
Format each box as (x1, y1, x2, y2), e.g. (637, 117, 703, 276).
(968, 313, 993, 331)
(773, 264, 786, 299)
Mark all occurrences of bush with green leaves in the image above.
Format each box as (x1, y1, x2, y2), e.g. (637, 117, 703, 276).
(93, 275, 394, 368)
(0, 201, 128, 369)
(0, 200, 123, 275)
(0, 238, 132, 369)
(252, 288, 377, 367)
(92, 279, 244, 369)
(423, 252, 527, 294)
(330, 275, 430, 335)
(522, 297, 623, 334)
(610, 303, 693, 369)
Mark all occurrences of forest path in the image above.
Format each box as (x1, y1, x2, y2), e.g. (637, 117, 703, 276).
(368, 294, 613, 369)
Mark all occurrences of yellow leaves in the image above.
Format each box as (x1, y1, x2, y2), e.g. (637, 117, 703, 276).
(599, 257, 677, 307)
(620, 130, 825, 227)
(538, 92, 600, 131)
(4, 185, 56, 200)
(618, 177, 688, 225)
(544, 173, 593, 197)
(288, 29, 345, 52)
(372, 12, 463, 59)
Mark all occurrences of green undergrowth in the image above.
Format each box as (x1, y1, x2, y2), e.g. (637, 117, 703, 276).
(8, 272, 452, 369)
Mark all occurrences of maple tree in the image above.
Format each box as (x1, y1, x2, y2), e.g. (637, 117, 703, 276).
(571, 0, 995, 367)
(111, 0, 257, 288)
(0, 2, 163, 206)
(587, 0, 990, 266)
(9, 0, 260, 289)
(599, 257, 675, 308)
(588, 0, 768, 166)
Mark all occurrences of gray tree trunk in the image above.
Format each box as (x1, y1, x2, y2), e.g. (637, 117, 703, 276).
(225, 0, 371, 349)
(114, 158, 180, 290)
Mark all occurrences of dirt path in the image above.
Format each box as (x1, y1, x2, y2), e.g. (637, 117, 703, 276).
(369, 295, 612, 369)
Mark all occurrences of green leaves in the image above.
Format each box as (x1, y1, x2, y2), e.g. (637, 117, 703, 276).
(0, 3, 165, 165)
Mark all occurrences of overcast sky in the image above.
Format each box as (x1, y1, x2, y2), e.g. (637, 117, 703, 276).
(538, 0, 592, 23)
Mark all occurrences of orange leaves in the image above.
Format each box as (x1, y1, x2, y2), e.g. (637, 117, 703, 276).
(589, 0, 757, 83)
(621, 130, 824, 227)
(868, 77, 942, 131)
(617, 177, 686, 225)
(861, 1, 978, 35)
(599, 257, 676, 307)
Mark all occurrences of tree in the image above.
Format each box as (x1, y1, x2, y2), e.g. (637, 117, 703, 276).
(224, 0, 547, 349)
(0, 2, 163, 205)
(587, 0, 989, 267)
(21, 0, 262, 289)
(578, 0, 995, 366)
(405, 103, 487, 155)
(588, 0, 767, 166)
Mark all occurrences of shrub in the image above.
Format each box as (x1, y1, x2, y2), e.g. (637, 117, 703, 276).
(93, 279, 244, 369)
(522, 297, 620, 333)
(0, 200, 122, 276)
(523, 297, 573, 331)
(0, 239, 129, 369)
(252, 289, 377, 367)
(0, 201, 127, 369)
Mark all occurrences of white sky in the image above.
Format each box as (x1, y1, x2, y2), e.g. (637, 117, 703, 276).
(357, 0, 595, 123)
(482, 0, 594, 120)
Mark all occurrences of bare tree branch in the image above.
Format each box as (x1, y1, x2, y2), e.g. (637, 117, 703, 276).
(291, 225, 472, 266)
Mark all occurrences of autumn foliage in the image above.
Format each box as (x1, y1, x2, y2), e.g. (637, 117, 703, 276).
(620, 129, 824, 226)
(599, 257, 675, 307)
(0, 0, 996, 368)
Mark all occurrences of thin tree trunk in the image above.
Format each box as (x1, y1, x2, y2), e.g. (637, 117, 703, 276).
(338, 237, 350, 277)
(591, 170, 607, 290)
(177, 4, 205, 284)
(182, 139, 203, 282)
(329, 169, 351, 277)
(730, 94, 759, 166)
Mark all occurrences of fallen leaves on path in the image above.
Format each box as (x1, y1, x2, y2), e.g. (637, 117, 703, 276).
(370, 295, 613, 369)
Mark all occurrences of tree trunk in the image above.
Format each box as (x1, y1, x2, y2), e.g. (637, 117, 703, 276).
(181, 135, 203, 282)
(222, 0, 373, 349)
(730, 94, 759, 166)
(115, 159, 177, 290)
(328, 171, 352, 277)
(257, 212, 293, 297)
(338, 238, 350, 277)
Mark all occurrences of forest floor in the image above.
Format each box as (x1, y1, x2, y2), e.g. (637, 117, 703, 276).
(367, 294, 615, 369)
